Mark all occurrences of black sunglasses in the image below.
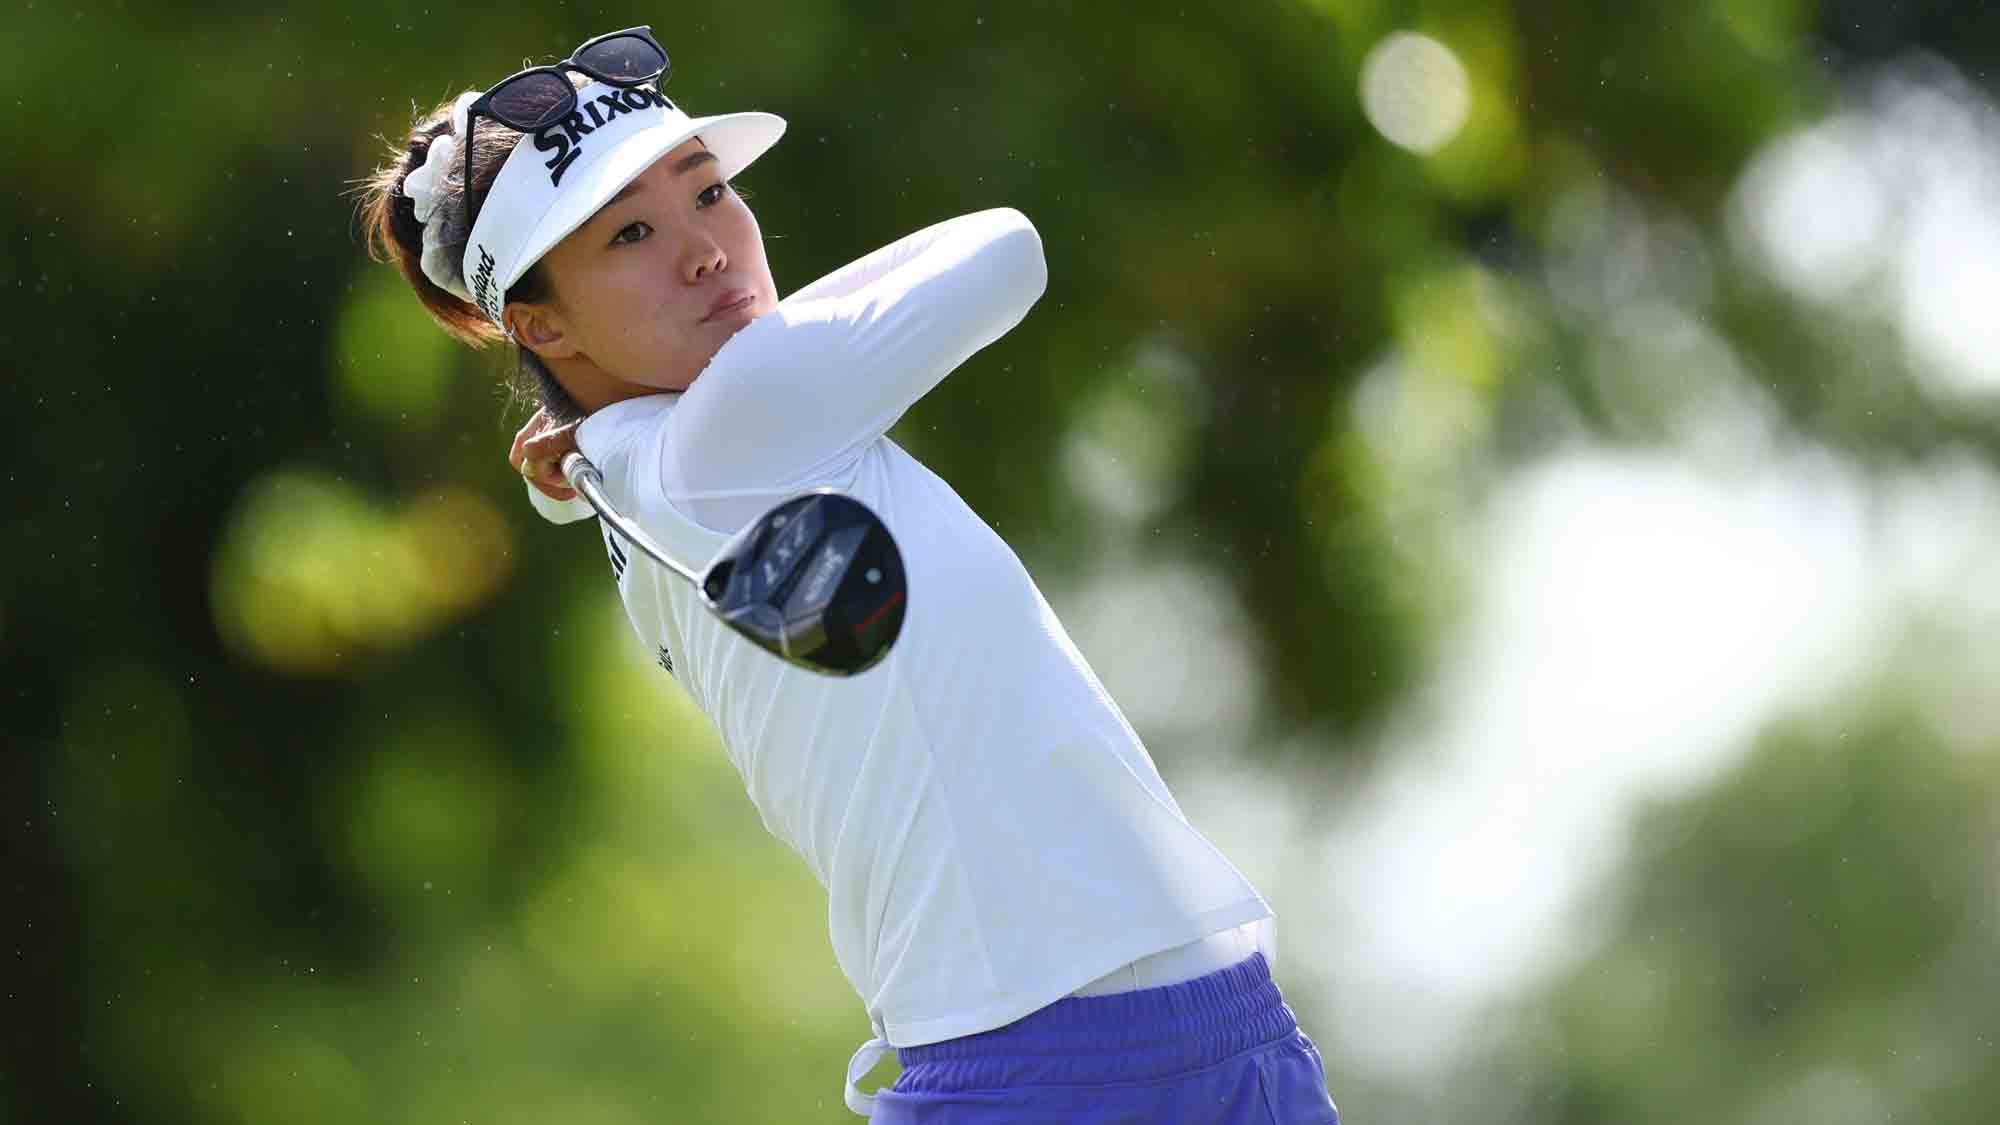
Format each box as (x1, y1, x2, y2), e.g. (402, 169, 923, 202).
(463, 26, 672, 229)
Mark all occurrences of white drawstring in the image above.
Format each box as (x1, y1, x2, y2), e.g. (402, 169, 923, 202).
(843, 1015, 891, 1117)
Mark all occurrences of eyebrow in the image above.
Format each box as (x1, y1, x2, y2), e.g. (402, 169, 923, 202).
(586, 150, 721, 228)
(672, 149, 719, 175)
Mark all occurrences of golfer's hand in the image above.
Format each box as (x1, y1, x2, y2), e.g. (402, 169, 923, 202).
(509, 409, 581, 502)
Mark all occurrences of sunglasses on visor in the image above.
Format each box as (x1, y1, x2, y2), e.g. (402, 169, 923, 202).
(463, 26, 672, 230)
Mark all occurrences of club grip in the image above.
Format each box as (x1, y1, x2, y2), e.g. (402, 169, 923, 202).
(560, 451, 597, 490)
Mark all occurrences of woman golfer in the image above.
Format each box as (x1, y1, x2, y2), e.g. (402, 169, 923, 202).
(360, 26, 1337, 1123)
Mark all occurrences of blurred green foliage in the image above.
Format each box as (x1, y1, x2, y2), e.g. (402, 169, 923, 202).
(1485, 690, 2000, 1123)
(7, 0, 2000, 1122)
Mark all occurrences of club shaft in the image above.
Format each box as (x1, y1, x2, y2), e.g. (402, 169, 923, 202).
(559, 452, 704, 586)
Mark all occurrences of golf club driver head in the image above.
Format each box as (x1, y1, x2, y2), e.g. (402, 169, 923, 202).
(700, 491, 907, 675)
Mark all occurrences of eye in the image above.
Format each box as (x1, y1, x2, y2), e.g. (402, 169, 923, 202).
(612, 220, 652, 246)
(696, 182, 729, 208)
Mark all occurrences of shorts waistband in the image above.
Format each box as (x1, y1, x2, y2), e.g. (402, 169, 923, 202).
(893, 952, 1296, 1093)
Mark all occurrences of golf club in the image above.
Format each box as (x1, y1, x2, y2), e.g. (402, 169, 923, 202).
(560, 451, 907, 676)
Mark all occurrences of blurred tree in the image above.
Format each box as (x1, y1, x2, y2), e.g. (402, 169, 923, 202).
(1480, 685, 2000, 1123)
(7, 0, 2000, 1121)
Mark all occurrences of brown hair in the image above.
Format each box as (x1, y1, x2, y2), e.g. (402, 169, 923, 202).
(356, 76, 585, 420)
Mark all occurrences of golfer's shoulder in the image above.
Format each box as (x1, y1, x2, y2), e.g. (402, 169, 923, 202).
(701, 208, 1047, 377)
(954, 207, 1046, 286)
(954, 205, 1040, 243)
(863, 206, 1046, 324)
(954, 209, 1047, 329)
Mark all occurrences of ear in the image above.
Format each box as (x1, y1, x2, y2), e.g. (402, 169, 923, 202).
(504, 303, 579, 360)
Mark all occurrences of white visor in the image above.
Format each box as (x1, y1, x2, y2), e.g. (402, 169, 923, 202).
(462, 80, 785, 325)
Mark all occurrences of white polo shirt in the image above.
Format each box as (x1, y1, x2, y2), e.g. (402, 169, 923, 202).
(550, 207, 1272, 1070)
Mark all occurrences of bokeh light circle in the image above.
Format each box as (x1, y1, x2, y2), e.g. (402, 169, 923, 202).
(1360, 32, 1471, 154)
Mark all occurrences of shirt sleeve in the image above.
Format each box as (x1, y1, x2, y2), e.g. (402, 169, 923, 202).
(660, 207, 1047, 500)
(523, 480, 597, 524)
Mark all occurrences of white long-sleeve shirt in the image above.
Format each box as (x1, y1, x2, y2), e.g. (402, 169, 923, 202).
(554, 207, 1271, 1063)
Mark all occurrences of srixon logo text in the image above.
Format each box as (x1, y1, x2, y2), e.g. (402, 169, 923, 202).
(535, 86, 675, 187)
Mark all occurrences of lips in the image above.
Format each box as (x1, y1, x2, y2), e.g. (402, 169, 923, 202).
(702, 288, 757, 323)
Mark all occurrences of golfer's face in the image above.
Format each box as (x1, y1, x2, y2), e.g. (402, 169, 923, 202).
(537, 138, 778, 390)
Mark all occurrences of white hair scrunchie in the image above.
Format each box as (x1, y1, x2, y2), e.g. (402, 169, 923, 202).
(402, 91, 482, 303)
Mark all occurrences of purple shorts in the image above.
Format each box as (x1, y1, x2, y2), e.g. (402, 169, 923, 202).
(868, 953, 1338, 1124)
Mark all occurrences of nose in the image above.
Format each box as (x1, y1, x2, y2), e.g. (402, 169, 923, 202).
(684, 231, 726, 284)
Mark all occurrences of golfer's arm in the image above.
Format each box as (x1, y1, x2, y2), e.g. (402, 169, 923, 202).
(670, 208, 1047, 488)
